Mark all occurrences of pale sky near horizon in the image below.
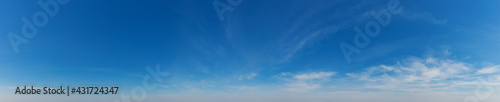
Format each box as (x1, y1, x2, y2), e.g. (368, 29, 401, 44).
(1, 0, 500, 102)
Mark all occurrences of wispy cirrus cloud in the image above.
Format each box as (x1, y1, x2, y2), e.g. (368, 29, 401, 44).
(400, 11, 448, 24)
(345, 55, 500, 92)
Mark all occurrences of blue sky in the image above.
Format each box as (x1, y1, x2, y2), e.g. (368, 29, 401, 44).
(1, 0, 500, 102)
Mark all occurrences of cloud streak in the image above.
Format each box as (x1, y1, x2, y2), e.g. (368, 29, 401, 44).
(275, 71, 335, 93)
(238, 73, 257, 80)
(344, 55, 500, 94)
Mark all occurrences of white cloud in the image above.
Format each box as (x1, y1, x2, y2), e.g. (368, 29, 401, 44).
(346, 57, 475, 91)
(476, 65, 500, 74)
(280, 30, 322, 62)
(238, 73, 258, 80)
(277, 71, 335, 92)
(280, 72, 291, 76)
(442, 46, 452, 56)
(293, 72, 335, 80)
